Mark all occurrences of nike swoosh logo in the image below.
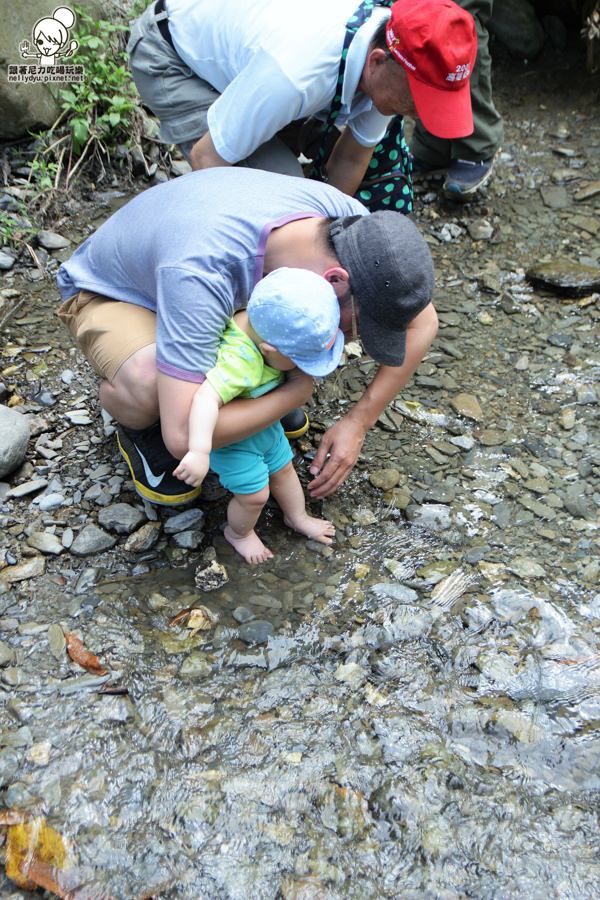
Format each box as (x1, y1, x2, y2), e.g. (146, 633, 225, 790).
(134, 443, 165, 488)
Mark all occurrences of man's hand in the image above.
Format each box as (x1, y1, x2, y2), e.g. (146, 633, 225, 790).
(307, 416, 366, 499)
(173, 449, 210, 487)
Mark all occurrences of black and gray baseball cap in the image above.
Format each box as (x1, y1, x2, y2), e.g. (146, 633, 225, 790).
(329, 211, 435, 366)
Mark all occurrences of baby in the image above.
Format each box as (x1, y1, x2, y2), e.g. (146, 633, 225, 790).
(174, 268, 344, 564)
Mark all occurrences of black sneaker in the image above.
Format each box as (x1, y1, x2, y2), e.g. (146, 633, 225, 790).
(280, 408, 309, 439)
(116, 421, 201, 506)
(443, 157, 495, 200)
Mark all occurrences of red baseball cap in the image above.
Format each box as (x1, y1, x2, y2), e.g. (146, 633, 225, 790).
(386, 0, 477, 139)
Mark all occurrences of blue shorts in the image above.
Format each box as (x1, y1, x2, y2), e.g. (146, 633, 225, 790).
(209, 421, 293, 495)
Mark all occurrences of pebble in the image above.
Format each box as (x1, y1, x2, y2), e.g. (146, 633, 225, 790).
(352, 507, 377, 526)
(0, 249, 16, 270)
(370, 582, 419, 603)
(559, 408, 576, 430)
(171, 159, 192, 177)
(37, 230, 71, 250)
(238, 620, 274, 645)
(0, 405, 30, 478)
(98, 502, 146, 535)
(0, 555, 45, 583)
(62, 527, 74, 549)
(468, 219, 494, 241)
(180, 653, 212, 678)
(194, 557, 228, 591)
(163, 508, 205, 534)
(449, 393, 483, 421)
(26, 531, 64, 555)
(71, 524, 117, 556)
(369, 468, 401, 491)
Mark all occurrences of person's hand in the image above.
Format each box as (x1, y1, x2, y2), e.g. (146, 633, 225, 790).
(173, 449, 210, 487)
(307, 416, 366, 499)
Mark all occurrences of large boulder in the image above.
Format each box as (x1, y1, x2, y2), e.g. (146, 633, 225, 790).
(0, 405, 29, 478)
(1, 1, 111, 140)
(489, 0, 546, 60)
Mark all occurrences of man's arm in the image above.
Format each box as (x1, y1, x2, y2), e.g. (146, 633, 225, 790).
(308, 302, 439, 498)
(326, 129, 376, 197)
(189, 131, 231, 171)
(158, 368, 314, 460)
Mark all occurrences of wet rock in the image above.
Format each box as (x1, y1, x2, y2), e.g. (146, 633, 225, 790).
(489, 0, 545, 58)
(124, 521, 162, 552)
(98, 502, 145, 535)
(369, 468, 401, 491)
(559, 407, 576, 430)
(232, 606, 254, 624)
(526, 259, 600, 296)
(180, 652, 212, 678)
(540, 185, 568, 209)
(71, 524, 117, 556)
(0, 249, 15, 270)
(0, 555, 45, 584)
(26, 531, 64, 555)
(194, 557, 228, 592)
(468, 219, 494, 241)
(334, 662, 366, 688)
(36, 230, 71, 250)
(0, 405, 29, 478)
(172, 529, 204, 550)
(238, 620, 274, 645)
(508, 558, 547, 579)
(163, 508, 205, 534)
(351, 507, 377, 526)
(477, 428, 507, 447)
(406, 503, 452, 532)
(371, 582, 418, 603)
(47, 623, 66, 660)
(449, 393, 483, 421)
(0, 640, 15, 666)
(574, 181, 600, 202)
(95, 696, 135, 723)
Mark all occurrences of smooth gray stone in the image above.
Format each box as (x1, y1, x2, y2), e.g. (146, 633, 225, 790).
(71, 524, 117, 556)
(36, 229, 71, 250)
(0, 249, 15, 270)
(163, 508, 205, 534)
(0, 405, 29, 478)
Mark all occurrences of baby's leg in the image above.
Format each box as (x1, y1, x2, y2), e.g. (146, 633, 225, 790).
(269, 461, 335, 545)
(224, 485, 273, 564)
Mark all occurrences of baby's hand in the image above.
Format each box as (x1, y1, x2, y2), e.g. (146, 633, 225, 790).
(173, 450, 210, 487)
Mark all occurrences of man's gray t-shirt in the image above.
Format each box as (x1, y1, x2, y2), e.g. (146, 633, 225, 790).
(57, 168, 366, 383)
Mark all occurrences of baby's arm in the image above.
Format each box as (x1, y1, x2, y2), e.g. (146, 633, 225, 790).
(173, 381, 223, 486)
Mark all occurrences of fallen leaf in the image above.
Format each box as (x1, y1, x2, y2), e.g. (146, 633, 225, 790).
(0, 809, 29, 826)
(167, 607, 193, 628)
(65, 633, 108, 676)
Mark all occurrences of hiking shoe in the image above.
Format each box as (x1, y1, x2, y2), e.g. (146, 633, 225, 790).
(443, 157, 495, 200)
(410, 155, 447, 179)
(116, 421, 201, 506)
(281, 408, 309, 439)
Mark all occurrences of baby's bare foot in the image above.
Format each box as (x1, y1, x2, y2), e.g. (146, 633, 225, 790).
(284, 513, 335, 545)
(224, 525, 274, 564)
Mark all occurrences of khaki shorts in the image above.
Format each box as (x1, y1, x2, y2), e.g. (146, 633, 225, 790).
(57, 290, 157, 382)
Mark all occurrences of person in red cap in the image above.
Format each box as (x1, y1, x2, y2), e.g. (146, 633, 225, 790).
(127, 0, 477, 205)
(408, 0, 503, 199)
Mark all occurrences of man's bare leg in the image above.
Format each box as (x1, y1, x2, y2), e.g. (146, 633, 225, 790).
(224, 486, 273, 564)
(269, 462, 335, 543)
(99, 344, 159, 429)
